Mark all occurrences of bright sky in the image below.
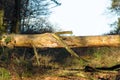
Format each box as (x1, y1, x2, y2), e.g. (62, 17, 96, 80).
(49, 0, 114, 36)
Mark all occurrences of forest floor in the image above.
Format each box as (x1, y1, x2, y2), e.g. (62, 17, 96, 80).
(0, 47, 120, 80)
(9, 69, 119, 80)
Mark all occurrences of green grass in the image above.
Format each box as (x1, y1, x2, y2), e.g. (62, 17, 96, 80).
(0, 68, 11, 80)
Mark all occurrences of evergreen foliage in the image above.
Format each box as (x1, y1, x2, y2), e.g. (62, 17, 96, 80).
(109, 0, 120, 34)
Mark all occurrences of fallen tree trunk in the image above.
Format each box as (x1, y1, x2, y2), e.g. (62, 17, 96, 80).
(0, 33, 120, 48)
(1, 33, 120, 73)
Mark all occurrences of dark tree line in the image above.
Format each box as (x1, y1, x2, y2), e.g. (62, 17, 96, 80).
(0, 0, 61, 34)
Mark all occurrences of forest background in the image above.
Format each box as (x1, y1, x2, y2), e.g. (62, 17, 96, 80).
(0, 0, 120, 80)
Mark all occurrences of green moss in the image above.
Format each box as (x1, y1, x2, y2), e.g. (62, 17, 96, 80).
(5, 37, 11, 44)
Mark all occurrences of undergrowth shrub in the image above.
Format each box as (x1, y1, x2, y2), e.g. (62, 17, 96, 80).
(0, 46, 120, 78)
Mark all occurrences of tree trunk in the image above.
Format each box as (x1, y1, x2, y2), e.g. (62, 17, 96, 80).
(0, 9, 4, 33)
(0, 33, 120, 48)
(12, 0, 21, 33)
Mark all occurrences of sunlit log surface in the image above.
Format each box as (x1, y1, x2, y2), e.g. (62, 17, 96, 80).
(0, 33, 120, 48)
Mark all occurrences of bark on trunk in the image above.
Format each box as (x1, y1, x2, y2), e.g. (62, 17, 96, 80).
(0, 33, 120, 48)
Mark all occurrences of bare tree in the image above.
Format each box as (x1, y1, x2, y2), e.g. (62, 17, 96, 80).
(20, 0, 61, 34)
(1, 0, 61, 34)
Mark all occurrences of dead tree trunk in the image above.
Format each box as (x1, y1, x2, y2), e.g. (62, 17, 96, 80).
(0, 33, 120, 48)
